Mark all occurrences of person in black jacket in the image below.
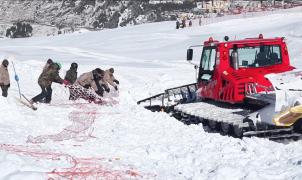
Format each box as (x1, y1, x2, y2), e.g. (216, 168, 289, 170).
(64, 62, 78, 84)
(64, 62, 78, 100)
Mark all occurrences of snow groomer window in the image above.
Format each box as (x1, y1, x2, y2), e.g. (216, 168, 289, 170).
(229, 45, 282, 68)
(199, 47, 216, 81)
(201, 47, 216, 71)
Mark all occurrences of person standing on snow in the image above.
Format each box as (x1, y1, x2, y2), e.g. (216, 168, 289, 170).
(43, 59, 53, 72)
(0, 59, 10, 97)
(36, 58, 54, 103)
(176, 20, 180, 29)
(189, 20, 192, 27)
(64, 62, 78, 100)
(64, 62, 78, 84)
(181, 18, 186, 28)
(31, 62, 68, 104)
(199, 17, 202, 26)
(104, 68, 119, 91)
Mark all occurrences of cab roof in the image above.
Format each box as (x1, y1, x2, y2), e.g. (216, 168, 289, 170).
(204, 35, 284, 47)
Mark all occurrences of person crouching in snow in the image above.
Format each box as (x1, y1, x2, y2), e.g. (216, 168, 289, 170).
(104, 68, 119, 91)
(72, 68, 107, 100)
(0, 59, 10, 97)
(91, 70, 110, 97)
(31, 62, 68, 104)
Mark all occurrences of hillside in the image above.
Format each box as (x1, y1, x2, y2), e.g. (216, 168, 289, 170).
(0, 0, 194, 29)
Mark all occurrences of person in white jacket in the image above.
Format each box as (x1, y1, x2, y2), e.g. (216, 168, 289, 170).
(0, 59, 10, 97)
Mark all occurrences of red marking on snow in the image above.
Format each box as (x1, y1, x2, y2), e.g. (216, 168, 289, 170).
(0, 144, 62, 160)
(27, 105, 97, 144)
(48, 157, 144, 179)
(49, 102, 93, 107)
(0, 144, 156, 179)
(0, 89, 156, 178)
(0, 87, 157, 178)
(126, 170, 140, 177)
(27, 96, 121, 144)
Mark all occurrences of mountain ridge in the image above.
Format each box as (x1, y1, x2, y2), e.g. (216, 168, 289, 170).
(0, 0, 195, 30)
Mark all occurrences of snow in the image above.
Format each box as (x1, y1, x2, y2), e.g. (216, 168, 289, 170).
(0, 7, 302, 179)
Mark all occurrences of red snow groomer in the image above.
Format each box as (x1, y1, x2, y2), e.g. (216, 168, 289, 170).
(138, 34, 302, 141)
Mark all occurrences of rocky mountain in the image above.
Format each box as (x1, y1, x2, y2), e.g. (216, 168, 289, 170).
(0, 0, 195, 30)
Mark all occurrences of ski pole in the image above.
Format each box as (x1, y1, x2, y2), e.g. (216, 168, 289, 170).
(12, 61, 21, 99)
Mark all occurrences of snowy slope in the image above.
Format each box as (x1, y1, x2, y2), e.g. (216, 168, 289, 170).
(0, 8, 302, 180)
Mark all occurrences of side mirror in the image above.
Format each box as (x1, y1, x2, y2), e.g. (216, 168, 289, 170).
(187, 49, 193, 61)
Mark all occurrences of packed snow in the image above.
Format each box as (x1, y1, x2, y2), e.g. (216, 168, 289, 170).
(0, 8, 302, 180)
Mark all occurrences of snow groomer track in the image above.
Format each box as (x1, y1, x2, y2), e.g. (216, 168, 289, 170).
(173, 101, 302, 142)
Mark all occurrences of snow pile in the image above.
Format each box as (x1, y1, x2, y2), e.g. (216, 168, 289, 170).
(0, 8, 302, 179)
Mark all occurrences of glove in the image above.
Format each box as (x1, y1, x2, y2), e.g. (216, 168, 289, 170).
(114, 86, 118, 91)
(0, 83, 3, 86)
(105, 87, 110, 93)
(96, 90, 104, 97)
(7, 84, 10, 88)
(63, 80, 69, 85)
(102, 84, 110, 93)
(83, 84, 91, 89)
(113, 79, 119, 84)
(15, 75, 19, 82)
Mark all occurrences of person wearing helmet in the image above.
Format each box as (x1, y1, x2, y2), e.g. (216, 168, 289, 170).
(31, 61, 68, 104)
(0, 59, 10, 97)
(104, 67, 119, 91)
